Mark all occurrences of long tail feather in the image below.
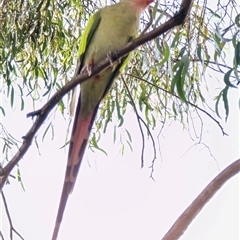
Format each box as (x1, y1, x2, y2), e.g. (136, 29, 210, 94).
(52, 97, 99, 240)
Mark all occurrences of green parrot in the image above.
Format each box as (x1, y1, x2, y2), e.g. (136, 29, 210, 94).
(52, 0, 153, 239)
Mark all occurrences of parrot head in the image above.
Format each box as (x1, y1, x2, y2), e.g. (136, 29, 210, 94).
(128, 0, 155, 11)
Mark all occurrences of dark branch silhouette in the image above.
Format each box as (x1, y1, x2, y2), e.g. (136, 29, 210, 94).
(1, 191, 25, 240)
(121, 76, 157, 169)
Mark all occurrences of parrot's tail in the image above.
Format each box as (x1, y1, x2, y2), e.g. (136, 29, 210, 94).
(52, 99, 99, 240)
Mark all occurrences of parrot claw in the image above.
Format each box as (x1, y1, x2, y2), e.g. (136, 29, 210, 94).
(81, 62, 93, 76)
(107, 51, 120, 67)
(86, 64, 92, 76)
(107, 52, 121, 67)
(107, 52, 114, 66)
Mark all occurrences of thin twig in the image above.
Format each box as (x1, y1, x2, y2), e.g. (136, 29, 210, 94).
(174, 57, 240, 76)
(139, 117, 157, 179)
(121, 77, 145, 167)
(1, 191, 25, 240)
(140, 7, 153, 36)
(121, 76, 157, 171)
(127, 73, 228, 136)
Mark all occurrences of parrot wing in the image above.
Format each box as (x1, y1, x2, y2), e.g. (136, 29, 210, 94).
(69, 11, 102, 115)
(76, 10, 101, 75)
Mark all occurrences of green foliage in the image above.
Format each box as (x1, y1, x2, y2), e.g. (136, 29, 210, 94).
(0, 123, 21, 166)
(0, 0, 87, 110)
(97, 0, 239, 148)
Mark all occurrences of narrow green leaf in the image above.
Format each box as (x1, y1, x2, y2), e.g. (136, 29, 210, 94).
(10, 87, 14, 108)
(170, 61, 182, 94)
(42, 87, 52, 97)
(152, 0, 159, 19)
(157, 41, 170, 66)
(151, 114, 156, 129)
(234, 68, 240, 84)
(92, 134, 107, 155)
(126, 140, 133, 152)
(121, 144, 125, 155)
(113, 125, 116, 144)
(0, 106, 5, 116)
(215, 93, 222, 119)
(171, 31, 181, 48)
(197, 44, 202, 61)
(172, 102, 177, 116)
(58, 100, 65, 114)
(42, 122, 53, 141)
(176, 74, 187, 103)
(125, 128, 132, 143)
(116, 94, 123, 127)
(145, 105, 151, 125)
(178, 47, 187, 57)
(20, 98, 24, 111)
(206, 7, 221, 19)
(172, 56, 188, 104)
(222, 86, 229, 121)
(235, 14, 240, 28)
(17, 168, 25, 191)
(224, 69, 237, 88)
(59, 140, 69, 149)
(235, 41, 240, 66)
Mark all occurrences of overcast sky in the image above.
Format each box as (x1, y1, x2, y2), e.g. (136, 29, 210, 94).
(1, 1, 239, 239)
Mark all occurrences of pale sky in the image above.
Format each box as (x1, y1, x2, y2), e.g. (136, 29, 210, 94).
(1, 82, 239, 240)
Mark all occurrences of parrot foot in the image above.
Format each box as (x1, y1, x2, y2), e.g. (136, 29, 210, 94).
(107, 51, 120, 66)
(107, 52, 114, 66)
(81, 62, 93, 76)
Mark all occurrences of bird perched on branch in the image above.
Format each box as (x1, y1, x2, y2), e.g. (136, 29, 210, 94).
(52, 0, 154, 239)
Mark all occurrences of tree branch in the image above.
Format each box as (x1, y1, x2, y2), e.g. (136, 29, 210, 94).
(162, 158, 240, 240)
(127, 73, 228, 136)
(121, 76, 157, 169)
(0, 231, 5, 240)
(1, 191, 25, 240)
(0, 0, 193, 190)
